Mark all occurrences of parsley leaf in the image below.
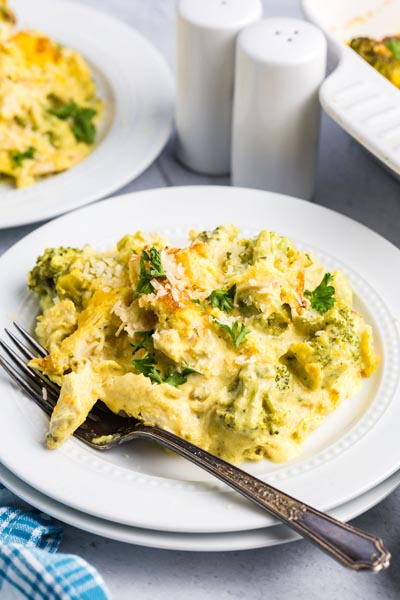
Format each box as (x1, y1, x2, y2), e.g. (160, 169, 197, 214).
(132, 353, 163, 384)
(135, 247, 166, 296)
(132, 353, 199, 386)
(207, 284, 236, 312)
(11, 146, 35, 168)
(132, 353, 157, 374)
(71, 107, 97, 144)
(130, 330, 155, 355)
(304, 273, 335, 313)
(164, 365, 200, 387)
(49, 101, 78, 119)
(191, 298, 204, 308)
(146, 366, 164, 384)
(49, 101, 97, 144)
(213, 318, 250, 348)
(386, 38, 400, 60)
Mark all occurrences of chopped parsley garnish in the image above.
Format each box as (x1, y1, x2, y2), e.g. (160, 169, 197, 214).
(49, 102, 78, 119)
(164, 365, 200, 387)
(11, 146, 35, 168)
(132, 354, 161, 383)
(304, 273, 335, 313)
(49, 101, 97, 144)
(135, 247, 166, 296)
(385, 38, 400, 60)
(191, 298, 204, 308)
(146, 366, 164, 384)
(207, 284, 236, 312)
(130, 330, 155, 355)
(213, 318, 250, 348)
(132, 352, 199, 386)
(72, 107, 97, 144)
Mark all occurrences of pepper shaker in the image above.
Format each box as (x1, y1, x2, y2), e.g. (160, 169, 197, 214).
(231, 18, 327, 199)
(176, 0, 262, 175)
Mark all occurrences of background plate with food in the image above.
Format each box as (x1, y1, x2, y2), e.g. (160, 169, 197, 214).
(0, 0, 173, 228)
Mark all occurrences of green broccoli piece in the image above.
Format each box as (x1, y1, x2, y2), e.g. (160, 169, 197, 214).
(28, 247, 83, 301)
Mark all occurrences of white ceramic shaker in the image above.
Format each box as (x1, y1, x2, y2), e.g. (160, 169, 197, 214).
(231, 18, 327, 199)
(176, 0, 262, 175)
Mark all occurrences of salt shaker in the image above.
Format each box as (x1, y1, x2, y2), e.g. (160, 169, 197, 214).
(176, 0, 262, 175)
(231, 18, 327, 199)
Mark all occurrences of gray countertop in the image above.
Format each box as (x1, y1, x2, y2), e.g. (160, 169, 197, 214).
(1, 1, 399, 598)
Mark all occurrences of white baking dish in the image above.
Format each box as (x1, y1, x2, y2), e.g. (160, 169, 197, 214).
(302, 0, 400, 177)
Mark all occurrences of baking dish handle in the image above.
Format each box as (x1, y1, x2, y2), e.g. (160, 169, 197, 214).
(319, 49, 400, 178)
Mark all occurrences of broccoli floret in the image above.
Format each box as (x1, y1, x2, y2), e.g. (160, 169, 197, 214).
(28, 247, 82, 300)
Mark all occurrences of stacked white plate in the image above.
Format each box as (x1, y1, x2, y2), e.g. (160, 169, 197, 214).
(1, 187, 400, 551)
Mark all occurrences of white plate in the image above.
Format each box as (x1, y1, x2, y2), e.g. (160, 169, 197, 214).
(0, 0, 174, 229)
(0, 186, 400, 534)
(302, 0, 400, 178)
(0, 462, 398, 552)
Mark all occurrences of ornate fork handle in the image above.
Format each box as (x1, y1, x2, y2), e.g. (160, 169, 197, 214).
(131, 425, 390, 571)
(1, 322, 390, 570)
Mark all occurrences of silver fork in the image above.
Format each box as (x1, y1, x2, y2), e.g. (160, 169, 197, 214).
(0, 323, 391, 572)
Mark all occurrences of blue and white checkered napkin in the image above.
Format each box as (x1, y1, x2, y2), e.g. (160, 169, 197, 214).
(0, 484, 110, 600)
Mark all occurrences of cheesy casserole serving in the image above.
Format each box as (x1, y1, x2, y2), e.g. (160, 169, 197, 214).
(0, 1, 102, 188)
(28, 225, 378, 464)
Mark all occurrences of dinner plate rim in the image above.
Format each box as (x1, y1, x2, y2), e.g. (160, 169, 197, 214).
(0, 185, 400, 534)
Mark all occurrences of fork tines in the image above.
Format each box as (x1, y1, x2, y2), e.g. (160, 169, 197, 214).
(0, 324, 62, 409)
(0, 323, 117, 430)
